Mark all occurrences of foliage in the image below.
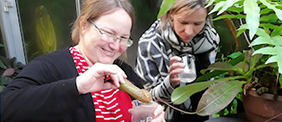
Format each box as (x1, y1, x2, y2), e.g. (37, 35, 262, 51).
(0, 43, 25, 91)
(158, 0, 282, 116)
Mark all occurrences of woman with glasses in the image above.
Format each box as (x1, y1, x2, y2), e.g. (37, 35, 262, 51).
(1, 0, 164, 122)
(135, 0, 220, 121)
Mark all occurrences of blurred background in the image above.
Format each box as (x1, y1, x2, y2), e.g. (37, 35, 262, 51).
(1, 0, 247, 68)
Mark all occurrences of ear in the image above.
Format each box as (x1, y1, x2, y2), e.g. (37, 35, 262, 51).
(79, 17, 88, 33)
(169, 11, 174, 20)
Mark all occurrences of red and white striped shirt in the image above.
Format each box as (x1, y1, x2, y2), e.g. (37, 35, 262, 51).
(70, 47, 133, 122)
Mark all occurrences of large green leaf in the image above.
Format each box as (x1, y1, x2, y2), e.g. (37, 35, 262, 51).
(250, 36, 273, 46)
(171, 81, 213, 104)
(244, 0, 260, 39)
(157, 0, 175, 18)
(196, 81, 245, 116)
(253, 47, 277, 55)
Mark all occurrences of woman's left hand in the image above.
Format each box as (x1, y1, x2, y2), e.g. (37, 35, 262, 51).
(128, 102, 165, 122)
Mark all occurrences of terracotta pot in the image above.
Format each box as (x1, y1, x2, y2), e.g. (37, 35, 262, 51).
(243, 89, 282, 122)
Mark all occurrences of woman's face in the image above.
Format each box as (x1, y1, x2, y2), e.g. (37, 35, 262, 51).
(170, 7, 207, 43)
(78, 8, 132, 65)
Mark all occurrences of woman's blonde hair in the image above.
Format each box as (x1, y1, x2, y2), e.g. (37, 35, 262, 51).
(159, 0, 212, 31)
(71, 0, 135, 45)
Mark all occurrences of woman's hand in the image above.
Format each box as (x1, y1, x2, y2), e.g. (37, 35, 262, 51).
(128, 101, 165, 122)
(76, 63, 126, 94)
(169, 56, 185, 88)
(151, 104, 166, 122)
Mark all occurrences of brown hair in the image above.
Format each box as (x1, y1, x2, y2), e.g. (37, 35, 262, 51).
(71, 0, 135, 45)
(159, 0, 212, 31)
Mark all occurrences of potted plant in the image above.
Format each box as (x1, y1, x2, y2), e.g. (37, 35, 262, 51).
(157, 0, 282, 121)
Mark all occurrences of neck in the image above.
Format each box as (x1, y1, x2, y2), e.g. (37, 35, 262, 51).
(74, 45, 95, 67)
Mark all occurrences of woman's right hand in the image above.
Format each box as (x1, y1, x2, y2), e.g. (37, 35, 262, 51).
(169, 56, 185, 88)
(76, 63, 126, 94)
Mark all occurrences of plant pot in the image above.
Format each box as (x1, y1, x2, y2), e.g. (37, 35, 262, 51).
(243, 89, 282, 122)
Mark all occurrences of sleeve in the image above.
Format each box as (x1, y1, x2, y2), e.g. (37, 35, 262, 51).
(135, 29, 174, 102)
(114, 59, 144, 89)
(1, 58, 83, 122)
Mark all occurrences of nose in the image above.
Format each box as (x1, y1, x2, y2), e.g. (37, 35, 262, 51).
(109, 38, 120, 51)
(184, 24, 193, 36)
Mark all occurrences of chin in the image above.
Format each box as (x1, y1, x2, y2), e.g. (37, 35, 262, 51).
(182, 39, 192, 43)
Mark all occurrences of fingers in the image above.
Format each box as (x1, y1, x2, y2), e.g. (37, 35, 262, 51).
(169, 56, 185, 74)
(128, 109, 133, 114)
(94, 63, 126, 86)
(76, 63, 127, 94)
(152, 105, 165, 122)
(169, 56, 185, 87)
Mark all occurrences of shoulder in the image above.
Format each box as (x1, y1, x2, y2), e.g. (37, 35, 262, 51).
(35, 47, 73, 64)
(27, 47, 76, 74)
(139, 19, 162, 42)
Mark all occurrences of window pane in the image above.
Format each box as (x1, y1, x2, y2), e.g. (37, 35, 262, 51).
(0, 27, 6, 57)
(16, 0, 77, 62)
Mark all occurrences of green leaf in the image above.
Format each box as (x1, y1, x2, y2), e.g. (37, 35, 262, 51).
(271, 26, 282, 36)
(171, 81, 213, 104)
(260, 14, 278, 22)
(244, 0, 260, 39)
(196, 81, 245, 116)
(0, 60, 6, 69)
(259, 0, 282, 21)
(228, 52, 243, 59)
(249, 53, 262, 71)
(218, 0, 240, 15)
(196, 52, 245, 82)
(227, 6, 244, 14)
(1, 77, 11, 85)
(209, 1, 225, 15)
(157, 0, 175, 18)
(236, 24, 248, 37)
(253, 47, 277, 55)
(256, 28, 270, 37)
(205, 0, 216, 9)
(266, 55, 278, 64)
(0, 86, 4, 92)
(213, 14, 245, 21)
(276, 46, 282, 74)
(272, 36, 282, 46)
(249, 36, 273, 46)
(200, 62, 241, 74)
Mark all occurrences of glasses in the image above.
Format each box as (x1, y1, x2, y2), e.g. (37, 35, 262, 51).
(88, 19, 133, 47)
